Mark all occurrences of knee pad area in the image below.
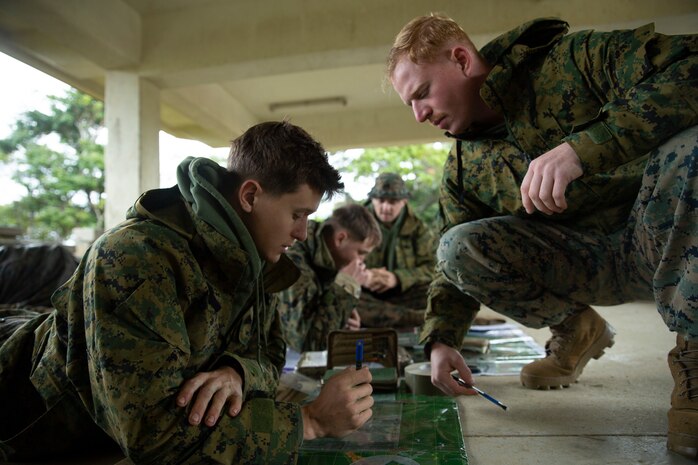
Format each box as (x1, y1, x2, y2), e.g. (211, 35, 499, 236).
(437, 224, 503, 285)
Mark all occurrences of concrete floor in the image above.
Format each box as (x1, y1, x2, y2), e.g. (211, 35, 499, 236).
(6, 302, 695, 465)
(458, 302, 695, 465)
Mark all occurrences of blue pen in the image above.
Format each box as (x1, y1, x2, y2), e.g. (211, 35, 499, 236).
(452, 374, 508, 411)
(355, 340, 364, 370)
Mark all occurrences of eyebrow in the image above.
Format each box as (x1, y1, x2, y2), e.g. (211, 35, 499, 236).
(405, 82, 428, 106)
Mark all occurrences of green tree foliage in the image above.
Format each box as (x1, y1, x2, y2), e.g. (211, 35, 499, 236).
(0, 89, 104, 240)
(332, 143, 449, 222)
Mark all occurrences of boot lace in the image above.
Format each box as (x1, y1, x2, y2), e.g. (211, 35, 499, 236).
(675, 348, 698, 400)
(545, 324, 572, 358)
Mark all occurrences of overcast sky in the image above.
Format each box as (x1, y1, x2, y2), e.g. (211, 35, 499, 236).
(0, 52, 367, 217)
(0, 53, 68, 204)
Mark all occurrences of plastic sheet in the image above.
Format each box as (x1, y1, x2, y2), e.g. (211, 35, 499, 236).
(0, 244, 78, 306)
(299, 392, 468, 465)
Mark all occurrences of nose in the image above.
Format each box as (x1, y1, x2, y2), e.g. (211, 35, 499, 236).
(292, 220, 308, 242)
(412, 101, 431, 123)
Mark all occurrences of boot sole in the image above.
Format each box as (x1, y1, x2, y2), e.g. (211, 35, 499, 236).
(667, 409, 698, 459)
(667, 434, 698, 460)
(521, 322, 616, 390)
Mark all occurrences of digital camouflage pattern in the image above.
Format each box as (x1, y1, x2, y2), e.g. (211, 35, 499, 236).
(422, 19, 698, 350)
(357, 284, 430, 328)
(367, 172, 410, 200)
(363, 203, 437, 292)
(631, 128, 698, 340)
(359, 203, 437, 328)
(438, 127, 698, 343)
(277, 220, 361, 352)
(0, 159, 306, 464)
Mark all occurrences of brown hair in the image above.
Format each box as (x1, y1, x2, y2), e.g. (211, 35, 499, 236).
(227, 121, 343, 200)
(326, 204, 382, 248)
(386, 13, 473, 79)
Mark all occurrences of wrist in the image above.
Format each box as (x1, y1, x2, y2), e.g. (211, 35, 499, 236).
(301, 404, 321, 440)
(424, 337, 456, 359)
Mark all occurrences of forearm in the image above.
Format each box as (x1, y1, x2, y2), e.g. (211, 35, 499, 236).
(147, 398, 303, 465)
(565, 78, 698, 175)
(93, 328, 297, 463)
(565, 30, 698, 175)
(420, 275, 480, 352)
(227, 353, 280, 397)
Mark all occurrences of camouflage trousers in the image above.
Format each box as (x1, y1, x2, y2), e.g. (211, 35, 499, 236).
(438, 126, 698, 340)
(358, 284, 428, 328)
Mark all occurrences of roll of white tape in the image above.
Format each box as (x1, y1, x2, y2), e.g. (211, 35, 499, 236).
(404, 362, 445, 396)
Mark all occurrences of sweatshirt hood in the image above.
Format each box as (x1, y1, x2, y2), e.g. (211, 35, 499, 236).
(176, 156, 267, 361)
(175, 156, 262, 279)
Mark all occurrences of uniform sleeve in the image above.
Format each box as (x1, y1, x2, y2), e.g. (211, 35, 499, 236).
(562, 26, 698, 175)
(427, 139, 529, 349)
(393, 219, 437, 291)
(277, 249, 358, 352)
(228, 296, 288, 398)
(420, 274, 480, 352)
(83, 232, 303, 465)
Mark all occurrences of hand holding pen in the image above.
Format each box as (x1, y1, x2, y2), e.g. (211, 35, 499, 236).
(301, 365, 373, 439)
(429, 342, 507, 410)
(452, 374, 508, 411)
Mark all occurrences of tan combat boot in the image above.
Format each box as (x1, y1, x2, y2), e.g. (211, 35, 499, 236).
(667, 334, 698, 460)
(520, 307, 615, 389)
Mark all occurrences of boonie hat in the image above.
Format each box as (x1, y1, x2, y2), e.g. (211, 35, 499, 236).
(368, 173, 409, 200)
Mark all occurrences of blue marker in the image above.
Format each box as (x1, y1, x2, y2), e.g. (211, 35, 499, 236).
(452, 374, 508, 411)
(355, 340, 364, 370)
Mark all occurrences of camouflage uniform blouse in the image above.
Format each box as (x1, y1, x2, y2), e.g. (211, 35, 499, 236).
(13, 174, 306, 463)
(277, 220, 360, 352)
(423, 18, 698, 350)
(363, 203, 437, 292)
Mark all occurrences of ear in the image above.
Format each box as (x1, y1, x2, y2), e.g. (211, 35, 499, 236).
(450, 45, 471, 76)
(334, 230, 348, 247)
(238, 179, 262, 213)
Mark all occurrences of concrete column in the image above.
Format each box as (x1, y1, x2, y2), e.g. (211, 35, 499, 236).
(104, 71, 160, 228)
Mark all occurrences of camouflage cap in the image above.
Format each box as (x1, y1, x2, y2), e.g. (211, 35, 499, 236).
(368, 173, 409, 200)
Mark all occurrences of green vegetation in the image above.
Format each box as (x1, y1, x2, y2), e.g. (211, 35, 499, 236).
(0, 89, 105, 241)
(332, 143, 449, 223)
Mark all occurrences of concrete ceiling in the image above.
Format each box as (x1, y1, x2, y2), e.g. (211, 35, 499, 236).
(1, 0, 696, 151)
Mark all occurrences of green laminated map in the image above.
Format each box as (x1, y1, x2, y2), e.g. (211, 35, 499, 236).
(299, 393, 468, 465)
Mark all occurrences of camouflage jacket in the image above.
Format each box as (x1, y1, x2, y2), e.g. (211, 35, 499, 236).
(423, 18, 698, 350)
(25, 159, 305, 464)
(363, 203, 436, 292)
(277, 220, 360, 352)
